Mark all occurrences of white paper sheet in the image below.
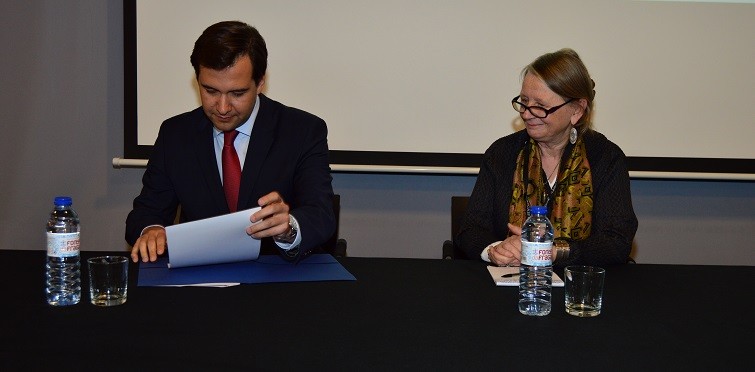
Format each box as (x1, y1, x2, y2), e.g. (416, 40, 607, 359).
(487, 266, 564, 287)
(158, 283, 240, 288)
(165, 207, 261, 268)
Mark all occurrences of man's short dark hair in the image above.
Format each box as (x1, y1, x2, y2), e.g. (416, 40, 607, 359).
(190, 21, 268, 85)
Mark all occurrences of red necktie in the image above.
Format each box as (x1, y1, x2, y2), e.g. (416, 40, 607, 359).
(222, 131, 241, 212)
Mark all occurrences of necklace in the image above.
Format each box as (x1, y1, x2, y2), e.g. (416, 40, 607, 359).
(546, 158, 560, 185)
(523, 141, 567, 216)
(541, 146, 564, 186)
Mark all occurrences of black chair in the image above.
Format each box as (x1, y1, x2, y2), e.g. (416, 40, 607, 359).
(321, 194, 348, 257)
(442, 196, 469, 260)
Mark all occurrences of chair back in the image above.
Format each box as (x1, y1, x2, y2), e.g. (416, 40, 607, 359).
(443, 196, 469, 259)
(321, 194, 347, 257)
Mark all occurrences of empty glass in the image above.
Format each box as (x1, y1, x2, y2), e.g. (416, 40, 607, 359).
(564, 265, 605, 317)
(87, 256, 128, 306)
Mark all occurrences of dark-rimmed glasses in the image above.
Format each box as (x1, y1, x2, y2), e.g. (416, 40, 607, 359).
(511, 95, 574, 119)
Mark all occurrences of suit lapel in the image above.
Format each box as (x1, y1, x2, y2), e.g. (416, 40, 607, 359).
(193, 111, 229, 213)
(238, 94, 276, 209)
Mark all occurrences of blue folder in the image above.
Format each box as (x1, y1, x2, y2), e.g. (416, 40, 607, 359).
(138, 254, 356, 286)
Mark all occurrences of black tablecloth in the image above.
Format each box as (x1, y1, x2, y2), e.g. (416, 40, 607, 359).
(1, 250, 752, 371)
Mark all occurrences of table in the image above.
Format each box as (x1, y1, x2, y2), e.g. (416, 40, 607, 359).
(1, 250, 752, 371)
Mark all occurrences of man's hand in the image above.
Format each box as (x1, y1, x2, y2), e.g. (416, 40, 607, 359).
(246, 191, 291, 238)
(488, 223, 522, 266)
(130, 226, 167, 263)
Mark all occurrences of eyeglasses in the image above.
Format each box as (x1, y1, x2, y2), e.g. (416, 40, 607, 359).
(511, 95, 574, 119)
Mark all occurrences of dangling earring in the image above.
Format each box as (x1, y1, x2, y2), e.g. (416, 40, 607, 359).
(569, 126, 577, 144)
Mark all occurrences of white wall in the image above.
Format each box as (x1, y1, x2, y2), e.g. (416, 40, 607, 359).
(0, 0, 753, 266)
(133, 0, 755, 165)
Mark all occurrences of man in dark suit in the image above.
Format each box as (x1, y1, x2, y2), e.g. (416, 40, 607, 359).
(126, 21, 335, 263)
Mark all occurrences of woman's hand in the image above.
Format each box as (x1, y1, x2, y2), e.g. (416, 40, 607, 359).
(488, 223, 523, 266)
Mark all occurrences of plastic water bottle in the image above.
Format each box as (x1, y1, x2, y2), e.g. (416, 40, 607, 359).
(518, 205, 554, 316)
(45, 196, 81, 306)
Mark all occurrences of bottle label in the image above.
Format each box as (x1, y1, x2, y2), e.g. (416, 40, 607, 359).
(47, 232, 80, 257)
(521, 241, 552, 266)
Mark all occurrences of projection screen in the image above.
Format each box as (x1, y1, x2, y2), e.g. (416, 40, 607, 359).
(120, 0, 755, 179)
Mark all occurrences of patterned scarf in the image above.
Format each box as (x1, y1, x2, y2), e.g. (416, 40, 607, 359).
(509, 136, 593, 240)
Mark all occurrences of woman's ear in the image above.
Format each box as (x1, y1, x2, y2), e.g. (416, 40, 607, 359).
(570, 98, 588, 125)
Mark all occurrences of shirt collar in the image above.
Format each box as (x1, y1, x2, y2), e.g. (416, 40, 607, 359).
(213, 94, 260, 138)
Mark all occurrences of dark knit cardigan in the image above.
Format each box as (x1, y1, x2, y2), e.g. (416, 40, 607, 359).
(457, 129, 638, 266)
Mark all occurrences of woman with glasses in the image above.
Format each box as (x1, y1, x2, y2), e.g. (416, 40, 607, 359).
(457, 48, 637, 267)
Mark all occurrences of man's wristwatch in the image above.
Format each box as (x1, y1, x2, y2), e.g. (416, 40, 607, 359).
(274, 215, 298, 244)
(553, 239, 570, 263)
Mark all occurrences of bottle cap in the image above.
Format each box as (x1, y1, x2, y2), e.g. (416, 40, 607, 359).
(529, 205, 547, 215)
(54, 196, 73, 206)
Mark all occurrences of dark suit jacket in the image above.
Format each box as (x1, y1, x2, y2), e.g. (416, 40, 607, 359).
(125, 94, 335, 257)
